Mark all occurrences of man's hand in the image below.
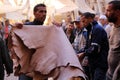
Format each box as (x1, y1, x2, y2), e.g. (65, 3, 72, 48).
(77, 52, 85, 63)
(13, 23, 23, 29)
(52, 21, 62, 27)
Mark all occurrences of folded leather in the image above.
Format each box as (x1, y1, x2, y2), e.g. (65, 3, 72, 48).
(9, 25, 86, 80)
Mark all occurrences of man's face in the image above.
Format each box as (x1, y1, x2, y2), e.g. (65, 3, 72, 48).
(34, 6, 47, 22)
(99, 19, 108, 26)
(105, 4, 117, 23)
(68, 23, 74, 29)
(75, 21, 83, 29)
(81, 16, 91, 27)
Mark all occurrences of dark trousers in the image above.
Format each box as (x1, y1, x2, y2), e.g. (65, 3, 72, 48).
(83, 66, 90, 80)
(19, 74, 48, 80)
(0, 71, 4, 80)
(19, 74, 33, 80)
(0, 74, 4, 80)
(91, 68, 106, 80)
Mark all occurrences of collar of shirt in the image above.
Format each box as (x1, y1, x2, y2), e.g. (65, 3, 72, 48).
(33, 19, 44, 25)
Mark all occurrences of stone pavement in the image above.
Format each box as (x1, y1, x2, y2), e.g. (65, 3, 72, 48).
(5, 72, 18, 80)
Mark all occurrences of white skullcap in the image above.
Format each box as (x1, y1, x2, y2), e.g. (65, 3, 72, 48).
(99, 15, 107, 19)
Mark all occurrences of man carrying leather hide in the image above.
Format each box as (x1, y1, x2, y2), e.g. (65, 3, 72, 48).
(8, 25, 86, 80)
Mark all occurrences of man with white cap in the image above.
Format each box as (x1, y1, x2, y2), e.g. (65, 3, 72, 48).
(98, 14, 108, 29)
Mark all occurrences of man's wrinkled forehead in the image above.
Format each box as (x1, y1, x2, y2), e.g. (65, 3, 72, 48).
(81, 16, 88, 21)
(34, 4, 46, 12)
(37, 6, 46, 10)
(108, 1, 120, 10)
(81, 12, 95, 19)
(106, 3, 113, 11)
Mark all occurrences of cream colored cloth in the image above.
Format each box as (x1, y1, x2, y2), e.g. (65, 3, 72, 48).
(9, 25, 86, 80)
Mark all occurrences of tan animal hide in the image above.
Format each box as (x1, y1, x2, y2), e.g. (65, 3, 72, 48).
(8, 25, 86, 80)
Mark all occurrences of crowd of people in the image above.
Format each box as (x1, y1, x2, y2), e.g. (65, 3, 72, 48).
(0, 19, 13, 80)
(64, 1, 120, 80)
(0, 0, 120, 80)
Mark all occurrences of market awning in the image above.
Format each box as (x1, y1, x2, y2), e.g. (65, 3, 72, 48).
(0, 5, 21, 14)
(75, 0, 95, 13)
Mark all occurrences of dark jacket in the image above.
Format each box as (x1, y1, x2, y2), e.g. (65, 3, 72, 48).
(0, 38, 13, 80)
(84, 21, 109, 70)
(24, 19, 44, 25)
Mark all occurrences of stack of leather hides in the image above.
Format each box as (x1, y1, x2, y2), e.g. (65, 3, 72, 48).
(8, 25, 86, 80)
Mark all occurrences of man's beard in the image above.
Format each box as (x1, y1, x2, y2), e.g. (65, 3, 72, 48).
(107, 14, 117, 23)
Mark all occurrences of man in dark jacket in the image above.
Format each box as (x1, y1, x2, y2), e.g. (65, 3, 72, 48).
(78, 12, 109, 80)
(0, 38, 13, 80)
(25, 4, 46, 25)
